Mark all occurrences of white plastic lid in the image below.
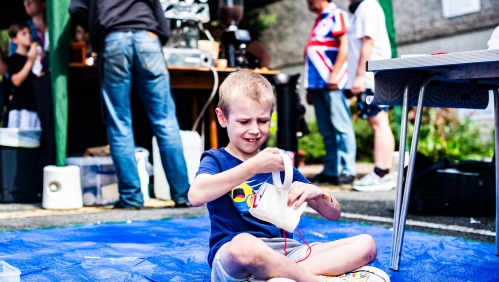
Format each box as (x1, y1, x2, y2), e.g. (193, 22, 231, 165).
(0, 260, 21, 277)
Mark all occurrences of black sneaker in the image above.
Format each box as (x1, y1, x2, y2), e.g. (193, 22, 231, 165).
(113, 201, 143, 210)
(308, 174, 339, 185)
(338, 174, 355, 185)
(174, 201, 192, 208)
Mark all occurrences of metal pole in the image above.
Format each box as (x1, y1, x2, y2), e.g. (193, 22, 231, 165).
(493, 89, 499, 256)
(390, 76, 418, 270)
(391, 74, 439, 270)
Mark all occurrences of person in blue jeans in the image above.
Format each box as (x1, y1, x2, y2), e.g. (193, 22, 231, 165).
(69, 0, 190, 208)
(304, 0, 356, 186)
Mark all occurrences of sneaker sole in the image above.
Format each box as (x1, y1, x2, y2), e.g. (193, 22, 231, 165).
(353, 266, 390, 282)
(352, 182, 396, 192)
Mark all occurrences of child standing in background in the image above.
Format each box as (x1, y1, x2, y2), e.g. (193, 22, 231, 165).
(7, 22, 43, 129)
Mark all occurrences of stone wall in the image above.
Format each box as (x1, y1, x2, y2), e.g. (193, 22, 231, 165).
(259, 0, 499, 69)
(393, 0, 499, 45)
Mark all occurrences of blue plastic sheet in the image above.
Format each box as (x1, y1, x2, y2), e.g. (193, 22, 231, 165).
(0, 216, 498, 281)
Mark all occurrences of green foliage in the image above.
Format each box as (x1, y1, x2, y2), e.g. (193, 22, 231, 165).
(0, 30, 9, 53)
(240, 8, 277, 39)
(297, 121, 326, 164)
(293, 106, 493, 165)
(411, 108, 494, 161)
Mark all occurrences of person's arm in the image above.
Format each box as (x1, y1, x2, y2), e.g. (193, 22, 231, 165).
(188, 148, 285, 207)
(10, 47, 38, 87)
(328, 34, 348, 90)
(351, 36, 374, 95)
(287, 182, 341, 220)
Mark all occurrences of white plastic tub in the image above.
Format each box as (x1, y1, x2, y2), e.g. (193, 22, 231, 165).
(0, 128, 41, 148)
(66, 156, 118, 206)
(0, 261, 20, 282)
(66, 148, 151, 206)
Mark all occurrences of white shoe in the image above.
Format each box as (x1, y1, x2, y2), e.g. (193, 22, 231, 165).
(352, 172, 396, 192)
(319, 266, 390, 282)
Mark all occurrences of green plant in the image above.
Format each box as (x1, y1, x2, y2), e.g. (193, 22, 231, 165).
(240, 8, 277, 39)
(410, 108, 494, 161)
(272, 106, 494, 165)
(298, 121, 326, 164)
(0, 30, 9, 52)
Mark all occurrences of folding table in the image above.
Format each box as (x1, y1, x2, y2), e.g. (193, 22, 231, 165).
(366, 49, 499, 270)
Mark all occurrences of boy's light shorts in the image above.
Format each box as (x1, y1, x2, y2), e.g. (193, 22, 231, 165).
(211, 237, 321, 282)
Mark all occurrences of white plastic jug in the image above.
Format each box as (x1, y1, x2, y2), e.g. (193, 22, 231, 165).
(135, 147, 150, 201)
(153, 131, 202, 201)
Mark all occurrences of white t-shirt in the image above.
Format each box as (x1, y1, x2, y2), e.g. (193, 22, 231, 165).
(488, 25, 499, 50)
(345, 0, 391, 90)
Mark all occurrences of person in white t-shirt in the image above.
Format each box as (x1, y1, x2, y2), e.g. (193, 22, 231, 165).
(345, 0, 396, 192)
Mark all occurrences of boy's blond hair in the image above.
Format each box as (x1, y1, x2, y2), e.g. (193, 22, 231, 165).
(218, 71, 275, 117)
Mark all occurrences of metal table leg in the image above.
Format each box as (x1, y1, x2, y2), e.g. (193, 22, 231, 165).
(494, 89, 499, 256)
(390, 76, 418, 270)
(390, 74, 439, 270)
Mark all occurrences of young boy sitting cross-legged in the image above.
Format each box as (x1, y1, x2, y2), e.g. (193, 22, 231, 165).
(188, 71, 389, 282)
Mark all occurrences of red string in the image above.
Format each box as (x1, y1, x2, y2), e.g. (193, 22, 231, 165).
(282, 228, 312, 263)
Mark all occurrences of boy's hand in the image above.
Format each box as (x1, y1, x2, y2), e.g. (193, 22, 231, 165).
(287, 182, 323, 209)
(27, 44, 38, 62)
(248, 147, 284, 175)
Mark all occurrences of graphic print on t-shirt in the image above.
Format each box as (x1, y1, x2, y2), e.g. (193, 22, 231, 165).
(230, 178, 269, 214)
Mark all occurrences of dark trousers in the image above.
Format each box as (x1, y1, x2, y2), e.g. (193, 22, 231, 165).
(32, 75, 56, 177)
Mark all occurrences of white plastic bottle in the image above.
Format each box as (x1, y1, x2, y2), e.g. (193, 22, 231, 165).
(135, 148, 150, 201)
(32, 46, 43, 76)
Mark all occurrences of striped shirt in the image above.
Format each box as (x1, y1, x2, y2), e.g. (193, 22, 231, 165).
(304, 3, 349, 90)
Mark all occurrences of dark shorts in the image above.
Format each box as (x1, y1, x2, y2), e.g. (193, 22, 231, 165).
(356, 89, 388, 119)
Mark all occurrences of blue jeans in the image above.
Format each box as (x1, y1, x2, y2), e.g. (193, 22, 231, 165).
(101, 31, 189, 207)
(310, 89, 356, 177)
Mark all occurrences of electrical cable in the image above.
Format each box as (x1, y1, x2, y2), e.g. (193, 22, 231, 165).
(192, 65, 219, 131)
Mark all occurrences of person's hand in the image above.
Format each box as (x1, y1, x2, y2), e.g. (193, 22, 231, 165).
(327, 73, 340, 90)
(27, 44, 38, 62)
(350, 75, 365, 95)
(305, 91, 313, 105)
(248, 147, 284, 175)
(287, 182, 323, 209)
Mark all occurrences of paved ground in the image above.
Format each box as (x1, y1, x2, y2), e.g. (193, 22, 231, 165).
(0, 164, 495, 245)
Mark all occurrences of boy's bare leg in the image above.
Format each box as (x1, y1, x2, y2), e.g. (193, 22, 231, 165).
(219, 233, 321, 281)
(297, 234, 377, 276)
(367, 112, 395, 170)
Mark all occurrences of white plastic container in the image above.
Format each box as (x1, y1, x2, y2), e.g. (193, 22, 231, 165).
(66, 148, 151, 206)
(153, 131, 202, 201)
(0, 261, 20, 282)
(0, 128, 41, 148)
(66, 156, 118, 206)
(42, 165, 83, 209)
(135, 148, 150, 201)
(391, 151, 410, 173)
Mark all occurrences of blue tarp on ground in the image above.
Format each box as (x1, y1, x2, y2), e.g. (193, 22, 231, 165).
(0, 216, 498, 281)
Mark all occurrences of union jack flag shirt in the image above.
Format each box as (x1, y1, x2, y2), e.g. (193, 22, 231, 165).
(304, 3, 349, 90)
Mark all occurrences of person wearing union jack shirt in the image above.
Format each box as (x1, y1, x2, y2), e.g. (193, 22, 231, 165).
(305, 0, 357, 186)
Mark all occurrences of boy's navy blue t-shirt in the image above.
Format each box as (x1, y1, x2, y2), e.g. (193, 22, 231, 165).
(196, 148, 310, 267)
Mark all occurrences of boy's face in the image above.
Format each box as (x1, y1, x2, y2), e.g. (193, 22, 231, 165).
(217, 99, 273, 158)
(12, 28, 32, 48)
